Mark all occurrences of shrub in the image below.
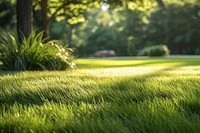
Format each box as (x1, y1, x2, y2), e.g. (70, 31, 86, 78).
(148, 45, 170, 56)
(138, 45, 170, 57)
(0, 32, 76, 71)
(137, 48, 149, 56)
(195, 48, 200, 55)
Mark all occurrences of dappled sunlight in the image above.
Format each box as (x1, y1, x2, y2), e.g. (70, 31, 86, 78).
(1, 59, 200, 132)
(71, 66, 200, 78)
(75, 67, 166, 77)
(76, 58, 200, 69)
(2, 0, 200, 131)
(75, 58, 200, 77)
(163, 66, 200, 75)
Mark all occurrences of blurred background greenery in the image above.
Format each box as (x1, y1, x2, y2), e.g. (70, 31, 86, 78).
(1, 0, 200, 57)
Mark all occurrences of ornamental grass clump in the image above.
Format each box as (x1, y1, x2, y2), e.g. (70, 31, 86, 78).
(0, 32, 76, 71)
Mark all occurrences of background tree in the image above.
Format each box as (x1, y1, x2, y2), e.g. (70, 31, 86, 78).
(33, 0, 95, 38)
(144, 0, 200, 54)
(70, 0, 157, 56)
(34, 0, 163, 39)
(2, 0, 199, 56)
(155, 0, 165, 8)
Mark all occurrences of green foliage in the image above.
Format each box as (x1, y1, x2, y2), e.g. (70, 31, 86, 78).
(49, 2, 152, 57)
(75, 0, 200, 56)
(144, 1, 200, 54)
(0, 0, 15, 28)
(33, 0, 93, 25)
(148, 45, 170, 56)
(195, 48, 200, 55)
(69, 3, 155, 57)
(127, 43, 136, 56)
(127, 37, 137, 56)
(138, 45, 170, 56)
(0, 32, 76, 71)
(36, 0, 200, 56)
(138, 48, 148, 56)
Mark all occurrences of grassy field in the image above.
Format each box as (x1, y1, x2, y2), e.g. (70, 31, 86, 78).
(77, 57, 200, 68)
(1, 57, 200, 133)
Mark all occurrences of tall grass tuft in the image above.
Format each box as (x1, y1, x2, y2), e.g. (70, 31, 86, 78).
(0, 32, 76, 71)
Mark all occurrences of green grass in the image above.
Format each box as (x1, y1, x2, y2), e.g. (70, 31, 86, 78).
(76, 57, 200, 68)
(1, 57, 200, 133)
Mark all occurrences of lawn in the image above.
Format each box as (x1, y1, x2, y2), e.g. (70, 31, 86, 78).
(1, 57, 200, 133)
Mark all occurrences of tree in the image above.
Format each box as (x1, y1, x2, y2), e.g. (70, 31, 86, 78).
(16, 0, 32, 42)
(40, 0, 48, 38)
(33, 0, 165, 40)
(155, 0, 165, 8)
(144, 1, 200, 54)
(33, 0, 93, 38)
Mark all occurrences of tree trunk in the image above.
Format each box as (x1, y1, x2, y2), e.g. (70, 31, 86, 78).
(68, 25, 73, 47)
(40, 0, 49, 39)
(16, 0, 32, 43)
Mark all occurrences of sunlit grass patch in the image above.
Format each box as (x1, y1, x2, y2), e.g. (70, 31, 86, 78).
(76, 57, 200, 68)
(1, 58, 200, 132)
(73, 66, 165, 77)
(163, 66, 200, 75)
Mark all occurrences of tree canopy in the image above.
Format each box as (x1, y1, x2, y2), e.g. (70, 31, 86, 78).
(16, 0, 164, 38)
(2, 0, 199, 55)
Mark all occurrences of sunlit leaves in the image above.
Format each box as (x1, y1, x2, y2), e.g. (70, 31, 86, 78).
(128, 0, 157, 11)
(68, 16, 85, 25)
(33, 0, 94, 25)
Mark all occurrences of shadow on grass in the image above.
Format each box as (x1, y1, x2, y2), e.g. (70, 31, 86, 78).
(0, 71, 20, 76)
(0, 66, 181, 107)
(1, 62, 200, 114)
(1, 65, 200, 132)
